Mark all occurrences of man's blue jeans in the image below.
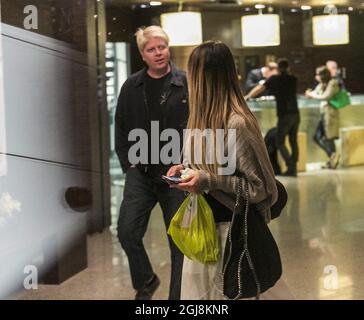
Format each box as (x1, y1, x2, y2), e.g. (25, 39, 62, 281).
(117, 167, 185, 300)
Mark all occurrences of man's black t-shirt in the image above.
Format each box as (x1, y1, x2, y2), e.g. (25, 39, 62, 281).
(264, 73, 298, 117)
(144, 72, 172, 178)
(145, 72, 172, 126)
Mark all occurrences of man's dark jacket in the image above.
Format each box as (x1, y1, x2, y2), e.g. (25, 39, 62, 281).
(115, 64, 189, 174)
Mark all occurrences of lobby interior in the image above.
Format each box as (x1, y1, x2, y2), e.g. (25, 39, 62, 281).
(1, 0, 364, 300)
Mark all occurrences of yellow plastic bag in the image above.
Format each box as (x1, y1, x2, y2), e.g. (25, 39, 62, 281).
(167, 193, 219, 263)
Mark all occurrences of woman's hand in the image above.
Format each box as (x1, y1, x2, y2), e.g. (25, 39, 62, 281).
(166, 164, 184, 177)
(170, 170, 201, 193)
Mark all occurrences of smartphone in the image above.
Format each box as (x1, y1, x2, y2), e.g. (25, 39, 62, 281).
(161, 175, 182, 184)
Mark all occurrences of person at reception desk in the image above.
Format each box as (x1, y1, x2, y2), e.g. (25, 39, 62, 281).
(244, 62, 278, 97)
(305, 66, 340, 169)
(326, 60, 346, 90)
(245, 58, 300, 177)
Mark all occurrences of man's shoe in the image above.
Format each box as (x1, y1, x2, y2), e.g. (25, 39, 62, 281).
(321, 161, 331, 169)
(329, 153, 340, 169)
(281, 166, 297, 177)
(281, 170, 297, 177)
(135, 274, 160, 300)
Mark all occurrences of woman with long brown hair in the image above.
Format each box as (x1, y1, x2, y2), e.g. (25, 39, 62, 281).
(167, 41, 293, 300)
(306, 66, 340, 169)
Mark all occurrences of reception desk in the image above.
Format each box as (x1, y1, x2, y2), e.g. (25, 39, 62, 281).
(248, 95, 364, 166)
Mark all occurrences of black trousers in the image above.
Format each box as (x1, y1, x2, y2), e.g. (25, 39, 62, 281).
(313, 116, 336, 157)
(276, 113, 300, 171)
(117, 167, 185, 300)
(264, 127, 281, 175)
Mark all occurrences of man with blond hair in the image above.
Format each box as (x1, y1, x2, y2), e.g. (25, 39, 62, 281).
(115, 26, 188, 300)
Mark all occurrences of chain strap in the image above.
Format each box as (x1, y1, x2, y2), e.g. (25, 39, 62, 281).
(221, 176, 261, 300)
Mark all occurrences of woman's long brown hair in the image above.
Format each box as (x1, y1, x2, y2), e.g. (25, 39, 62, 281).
(186, 41, 261, 175)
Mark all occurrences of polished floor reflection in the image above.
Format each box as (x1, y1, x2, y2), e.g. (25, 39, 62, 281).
(15, 166, 364, 300)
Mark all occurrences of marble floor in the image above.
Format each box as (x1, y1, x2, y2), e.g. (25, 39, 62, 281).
(14, 166, 364, 300)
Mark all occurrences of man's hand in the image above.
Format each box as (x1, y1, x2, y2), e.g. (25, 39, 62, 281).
(245, 84, 266, 100)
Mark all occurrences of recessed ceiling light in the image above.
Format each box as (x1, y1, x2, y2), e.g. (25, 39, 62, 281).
(245, 7, 252, 12)
(291, 8, 298, 13)
(150, 1, 162, 6)
(348, 7, 354, 11)
(255, 4, 266, 10)
(301, 5, 312, 11)
(140, 4, 148, 8)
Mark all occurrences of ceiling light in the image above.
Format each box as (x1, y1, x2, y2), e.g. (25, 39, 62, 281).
(324, 4, 338, 15)
(140, 4, 148, 9)
(255, 4, 266, 10)
(150, 1, 162, 6)
(312, 14, 350, 45)
(161, 12, 203, 46)
(301, 5, 312, 11)
(241, 14, 280, 47)
(348, 7, 354, 11)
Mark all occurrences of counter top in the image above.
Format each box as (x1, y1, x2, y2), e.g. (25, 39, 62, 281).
(247, 94, 364, 111)
(246, 94, 364, 164)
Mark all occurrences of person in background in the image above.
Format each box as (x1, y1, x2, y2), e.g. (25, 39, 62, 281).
(245, 58, 300, 177)
(244, 62, 278, 97)
(305, 66, 340, 169)
(114, 26, 188, 300)
(326, 60, 345, 90)
(264, 127, 282, 176)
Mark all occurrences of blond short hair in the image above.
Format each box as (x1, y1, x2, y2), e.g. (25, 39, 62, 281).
(135, 26, 169, 53)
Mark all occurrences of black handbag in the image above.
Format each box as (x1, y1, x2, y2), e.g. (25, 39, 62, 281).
(221, 177, 284, 300)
